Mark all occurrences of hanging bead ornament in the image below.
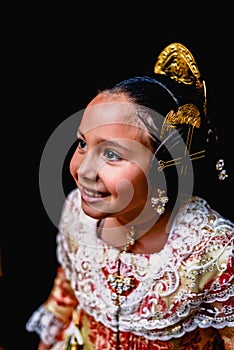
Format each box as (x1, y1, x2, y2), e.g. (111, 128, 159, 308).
(105, 226, 136, 307)
(107, 273, 135, 307)
(120, 225, 135, 252)
(216, 159, 228, 180)
(151, 189, 169, 215)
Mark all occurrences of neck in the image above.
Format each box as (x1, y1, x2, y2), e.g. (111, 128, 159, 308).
(99, 209, 173, 253)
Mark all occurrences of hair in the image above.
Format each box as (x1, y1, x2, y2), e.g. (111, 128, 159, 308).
(99, 74, 219, 209)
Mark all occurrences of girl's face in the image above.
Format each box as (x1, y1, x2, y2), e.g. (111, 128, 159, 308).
(70, 93, 154, 222)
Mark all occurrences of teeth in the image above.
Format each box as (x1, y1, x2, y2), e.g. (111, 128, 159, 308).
(84, 188, 102, 198)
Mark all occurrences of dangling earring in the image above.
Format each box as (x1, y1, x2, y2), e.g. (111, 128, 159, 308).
(216, 159, 228, 180)
(151, 189, 169, 215)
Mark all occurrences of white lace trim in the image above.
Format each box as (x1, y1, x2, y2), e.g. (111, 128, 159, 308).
(27, 189, 233, 341)
(56, 189, 234, 340)
(26, 305, 66, 346)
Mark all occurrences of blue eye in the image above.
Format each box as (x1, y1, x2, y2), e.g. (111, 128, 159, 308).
(104, 149, 121, 161)
(77, 138, 87, 150)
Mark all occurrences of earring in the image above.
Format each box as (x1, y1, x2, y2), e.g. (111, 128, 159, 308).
(216, 159, 228, 180)
(151, 189, 169, 215)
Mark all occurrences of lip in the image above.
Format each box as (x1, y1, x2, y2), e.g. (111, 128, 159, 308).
(79, 185, 109, 203)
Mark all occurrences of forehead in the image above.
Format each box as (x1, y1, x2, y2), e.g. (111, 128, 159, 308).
(82, 94, 135, 127)
(79, 94, 150, 142)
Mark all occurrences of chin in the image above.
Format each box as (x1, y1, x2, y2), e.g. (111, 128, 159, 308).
(81, 201, 109, 220)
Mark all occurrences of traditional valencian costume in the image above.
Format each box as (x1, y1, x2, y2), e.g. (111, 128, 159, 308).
(26, 43, 234, 349)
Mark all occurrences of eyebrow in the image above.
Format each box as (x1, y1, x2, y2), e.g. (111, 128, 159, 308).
(77, 129, 85, 138)
(77, 129, 131, 152)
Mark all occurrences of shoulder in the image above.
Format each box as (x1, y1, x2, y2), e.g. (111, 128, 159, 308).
(57, 188, 82, 249)
(63, 187, 81, 213)
(177, 195, 234, 236)
(172, 195, 233, 271)
(184, 195, 233, 251)
(174, 196, 233, 293)
(194, 195, 234, 235)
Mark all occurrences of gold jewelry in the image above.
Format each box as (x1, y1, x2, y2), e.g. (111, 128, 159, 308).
(160, 103, 201, 138)
(123, 225, 136, 252)
(151, 189, 169, 215)
(154, 42, 207, 116)
(107, 273, 135, 307)
(154, 43, 207, 175)
(160, 103, 203, 175)
(158, 150, 206, 172)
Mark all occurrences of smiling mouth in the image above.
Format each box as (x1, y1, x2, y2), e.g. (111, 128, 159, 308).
(82, 187, 109, 199)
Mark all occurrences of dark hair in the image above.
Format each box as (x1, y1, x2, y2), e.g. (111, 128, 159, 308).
(103, 74, 218, 207)
(113, 75, 205, 117)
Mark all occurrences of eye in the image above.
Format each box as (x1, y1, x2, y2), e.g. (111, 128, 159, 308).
(77, 138, 87, 150)
(103, 149, 122, 161)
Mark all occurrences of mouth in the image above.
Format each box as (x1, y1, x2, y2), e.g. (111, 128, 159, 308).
(80, 186, 110, 202)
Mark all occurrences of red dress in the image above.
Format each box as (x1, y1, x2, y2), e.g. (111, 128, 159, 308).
(26, 189, 234, 349)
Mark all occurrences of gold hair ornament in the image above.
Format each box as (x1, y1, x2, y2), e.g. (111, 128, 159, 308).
(160, 103, 201, 140)
(154, 42, 207, 116)
(158, 150, 206, 172)
(160, 103, 205, 174)
(154, 43, 206, 175)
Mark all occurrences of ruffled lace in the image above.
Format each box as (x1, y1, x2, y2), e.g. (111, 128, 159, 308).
(26, 305, 66, 346)
(55, 189, 234, 341)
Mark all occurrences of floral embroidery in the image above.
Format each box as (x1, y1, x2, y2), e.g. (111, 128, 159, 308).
(27, 189, 234, 349)
(56, 189, 234, 342)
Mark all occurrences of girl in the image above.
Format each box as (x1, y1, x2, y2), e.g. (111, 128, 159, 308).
(26, 43, 234, 349)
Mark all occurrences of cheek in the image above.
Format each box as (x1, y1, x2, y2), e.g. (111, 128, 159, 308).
(103, 168, 149, 197)
(100, 171, 122, 194)
(132, 171, 149, 198)
(69, 150, 81, 182)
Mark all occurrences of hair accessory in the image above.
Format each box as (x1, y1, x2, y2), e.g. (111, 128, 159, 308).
(154, 42, 207, 116)
(160, 103, 204, 175)
(151, 189, 169, 215)
(158, 150, 206, 172)
(154, 43, 208, 175)
(216, 159, 228, 180)
(161, 103, 201, 136)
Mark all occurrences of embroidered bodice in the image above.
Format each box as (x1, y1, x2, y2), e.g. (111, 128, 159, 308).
(57, 189, 234, 341)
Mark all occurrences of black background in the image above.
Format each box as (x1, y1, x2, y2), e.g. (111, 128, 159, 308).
(1, 7, 234, 349)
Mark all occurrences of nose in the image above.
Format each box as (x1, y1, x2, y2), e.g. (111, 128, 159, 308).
(77, 149, 101, 183)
